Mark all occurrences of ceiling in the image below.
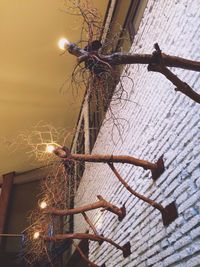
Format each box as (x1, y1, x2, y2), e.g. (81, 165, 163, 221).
(0, 0, 108, 179)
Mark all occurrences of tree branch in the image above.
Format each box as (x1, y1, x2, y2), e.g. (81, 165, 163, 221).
(82, 212, 99, 236)
(67, 42, 200, 72)
(53, 147, 164, 180)
(73, 243, 100, 267)
(108, 163, 179, 226)
(148, 44, 200, 103)
(66, 42, 200, 103)
(44, 195, 125, 221)
(44, 232, 131, 258)
(108, 162, 165, 213)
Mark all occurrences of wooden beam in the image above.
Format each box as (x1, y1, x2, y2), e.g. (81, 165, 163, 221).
(0, 172, 15, 244)
(0, 165, 50, 186)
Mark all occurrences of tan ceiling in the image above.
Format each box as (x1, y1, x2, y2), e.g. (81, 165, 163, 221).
(0, 0, 108, 178)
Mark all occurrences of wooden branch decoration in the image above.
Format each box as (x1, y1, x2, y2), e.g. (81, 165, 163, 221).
(148, 43, 200, 103)
(73, 243, 101, 267)
(66, 41, 200, 103)
(108, 162, 178, 226)
(44, 195, 126, 221)
(82, 212, 99, 236)
(81, 212, 104, 246)
(44, 232, 131, 258)
(53, 146, 165, 180)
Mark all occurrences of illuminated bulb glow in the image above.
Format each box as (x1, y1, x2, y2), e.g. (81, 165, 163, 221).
(39, 201, 47, 209)
(58, 38, 70, 50)
(46, 144, 55, 154)
(33, 231, 40, 240)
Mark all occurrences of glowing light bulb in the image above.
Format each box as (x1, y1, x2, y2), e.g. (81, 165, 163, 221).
(46, 144, 55, 154)
(33, 231, 40, 240)
(39, 201, 47, 209)
(58, 38, 70, 50)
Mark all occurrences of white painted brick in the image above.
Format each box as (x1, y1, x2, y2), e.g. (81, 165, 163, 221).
(196, 176, 200, 188)
(186, 254, 200, 267)
(190, 240, 200, 254)
(73, 0, 200, 266)
(163, 253, 180, 266)
(179, 247, 192, 260)
(184, 207, 197, 220)
(180, 215, 200, 234)
(176, 191, 189, 206)
(190, 225, 200, 240)
(173, 235, 192, 250)
(179, 192, 200, 213)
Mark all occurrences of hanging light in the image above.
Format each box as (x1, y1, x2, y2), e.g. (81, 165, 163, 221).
(33, 231, 40, 240)
(45, 144, 56, 153)
(58, 38, 70, 50)
(39, 200, 47, 209)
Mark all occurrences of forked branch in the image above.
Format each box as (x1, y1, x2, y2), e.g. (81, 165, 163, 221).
(108, 163, 165, 213)
(67, 42, 200, 71)
(66, 41, 200, 103)
(53, 146, 165, 180)
(108, 163, 178, 226)
(44, 195, 125, 221)
(44, 232, 131, 258)
(148, 43, 200, 103)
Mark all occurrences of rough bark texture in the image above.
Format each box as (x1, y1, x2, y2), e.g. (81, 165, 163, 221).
(108, 163, 165, 213)
(67, 42, 200, 103)
(44, 233, 128, 254)
(45, 195, 124, 219)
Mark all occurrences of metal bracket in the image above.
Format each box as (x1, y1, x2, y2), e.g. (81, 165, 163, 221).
(122, 242, 131, 258)
(98, 234, 104, 245)
(161, 201, 178, 226)
(151, 155, 165, 180)
(118, 204, 126, 221)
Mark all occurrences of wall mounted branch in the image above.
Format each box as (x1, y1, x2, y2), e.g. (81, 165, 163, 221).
(108, 163, 178, 226)
(44, 233, 131, 258)
(82, 212, 99, 236)
(66, 41, 200, 103)
(53, 146, 165, 180)
(81, 212, 105, 245)
(148, 44, 200, 103)
(73, 243, 101, 267)
(44, 195, 126, 221)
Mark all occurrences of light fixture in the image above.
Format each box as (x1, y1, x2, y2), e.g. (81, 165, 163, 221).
(39, 200, 47, 209)
(33, 231, 40, 240)
(58, 38, 70, 50)
(45, 144, 56, 154)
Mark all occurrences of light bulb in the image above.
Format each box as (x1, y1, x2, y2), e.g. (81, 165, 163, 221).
(33, 231, 40, 240)
(46, 144, 55, 154)
(39, 201, 47, 209)
(58, 38, 70, 50)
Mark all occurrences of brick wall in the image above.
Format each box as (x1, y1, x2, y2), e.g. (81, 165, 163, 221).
(74, 0, 200, 266)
